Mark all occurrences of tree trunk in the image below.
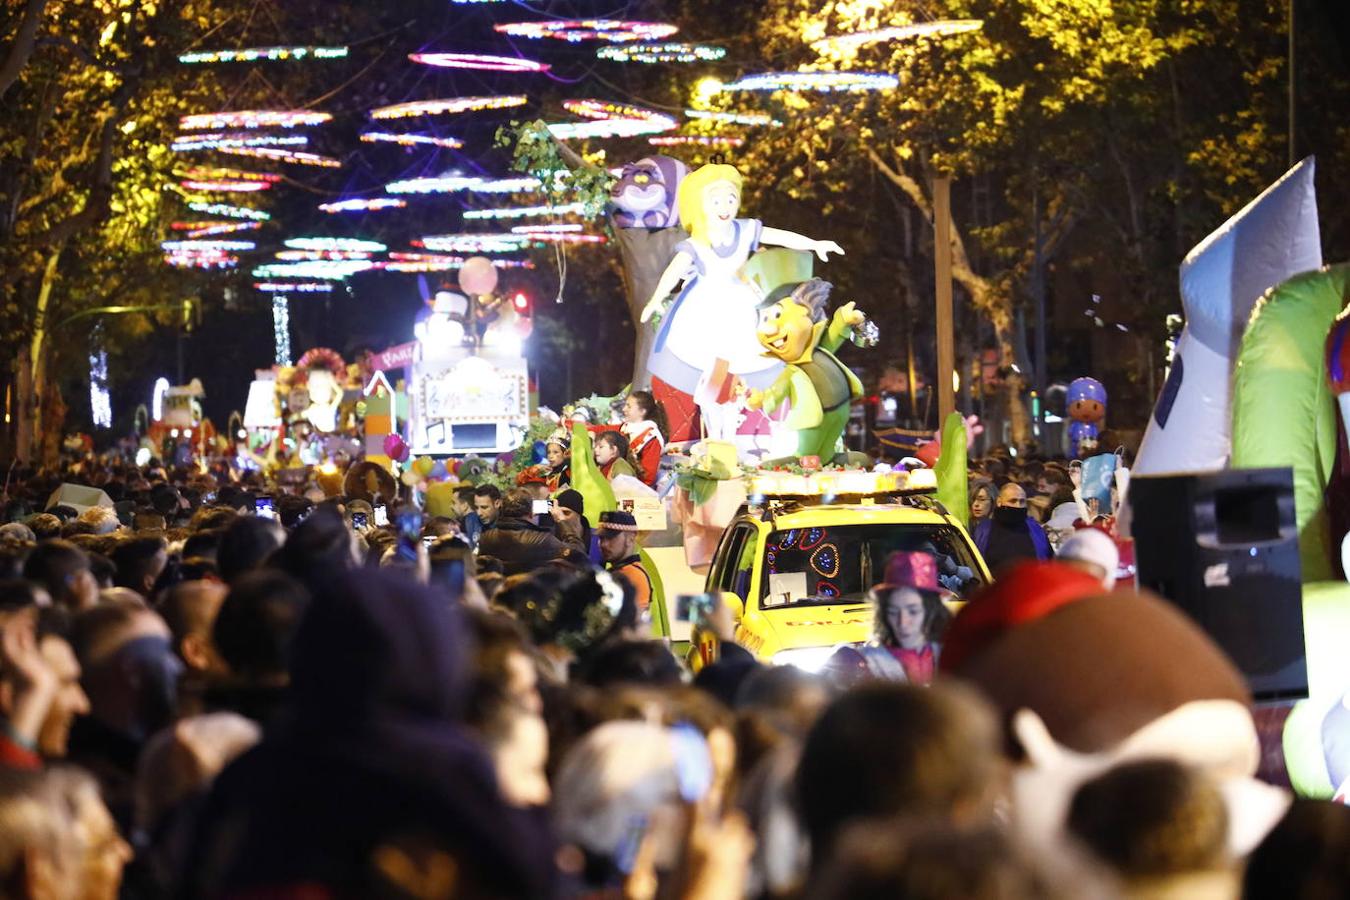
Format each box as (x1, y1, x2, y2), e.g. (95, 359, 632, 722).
(19, 247, 61, 463)
(865, 147, 1030, 448)
(613, 221, 688, 389)
(0, 0, 49, 101)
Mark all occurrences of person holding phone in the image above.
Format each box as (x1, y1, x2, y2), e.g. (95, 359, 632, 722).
(476, 489, 586, 576)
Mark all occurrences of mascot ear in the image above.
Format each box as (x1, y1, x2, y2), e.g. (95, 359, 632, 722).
(1013, 708, 1066, 769)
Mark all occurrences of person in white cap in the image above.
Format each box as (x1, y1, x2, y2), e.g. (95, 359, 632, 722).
(1056, 527, 1120, 591)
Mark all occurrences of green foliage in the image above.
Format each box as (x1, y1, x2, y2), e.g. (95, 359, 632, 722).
(495, 121, 616, 220)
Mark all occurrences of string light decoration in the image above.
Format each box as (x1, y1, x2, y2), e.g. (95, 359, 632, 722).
(648, 135, 745, 147)
(417, 234, 535, 253)
(180, 45, 349, 64)
(180, 166, 281, 182)
(164, 250, 238, 269)
(510, 223, 582, 234)
(369, 96, 527, 120)
(386, 175, 541, 195)
(359, 131, 464, 149)
(179, 110, 333, 130)
(187, 202, 270, 220)
(272, 296, 293, 367)
(547, 119, 670, 140)
(514, 231, 606, 244)
(162, 239, 256, 252)
(684, 109, 781, 127)
(284, 237, 387, 253)
(172, 132, 309, 151)
(719, 71, 899, 92)
(171, 221, 263, 239)
(811, 19, 983, 53)
(597, 42, 725, 63)
(214, 146, 343, 167)
(181, 180, 271, 192)
(380, 254, 535, 272)
(494, 20, 678, 42)
(409, 52, 550, 73)
(318, 198, 408, 213)
(549, 99, 679, 140)
(463, 202, 587, 220)
(253, 282, 333, 293)
(252, 260, 374, 280)
(274, 249, 374, 261)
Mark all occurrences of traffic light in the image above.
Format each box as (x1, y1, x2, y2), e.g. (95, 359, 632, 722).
(512, 292, 530, 315)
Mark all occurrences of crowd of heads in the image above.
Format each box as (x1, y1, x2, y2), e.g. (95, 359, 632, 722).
(0, 450, 1341, 900)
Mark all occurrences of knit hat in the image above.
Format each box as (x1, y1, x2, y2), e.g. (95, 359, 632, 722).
(554, 489, 584, 517)
(596, 510, 638, 533)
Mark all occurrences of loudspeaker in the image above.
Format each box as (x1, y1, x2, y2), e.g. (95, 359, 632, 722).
(1130, 467, 1307, 701)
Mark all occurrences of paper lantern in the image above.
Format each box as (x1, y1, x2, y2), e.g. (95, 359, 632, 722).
(459, 256, 499, 295)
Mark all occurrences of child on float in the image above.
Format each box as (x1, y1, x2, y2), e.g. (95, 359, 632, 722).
(593, 430, 637, 481)
(544, 428, 572, 492)
(823, 551, 952, 686)
(587, 391, 668, 487)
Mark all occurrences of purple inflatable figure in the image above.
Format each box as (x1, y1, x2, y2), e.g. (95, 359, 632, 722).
(611, 156, 688, 229)
(1067, 377, 1108, 459)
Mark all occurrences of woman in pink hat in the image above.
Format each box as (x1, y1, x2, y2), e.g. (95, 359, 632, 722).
(825, 551, 953, 686)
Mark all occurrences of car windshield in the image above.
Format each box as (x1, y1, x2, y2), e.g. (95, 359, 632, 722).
(759, 523, 984, 608)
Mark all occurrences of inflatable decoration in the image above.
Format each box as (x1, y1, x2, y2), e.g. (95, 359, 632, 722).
(294, 347, 347, 433)
(944, 568, 1290, 856)
(1066, 377, 1107, 459)
(382, 433, 409, 462)
(933, 412, 970, 530)
(1134, 158, 1321, 474)
(611, 156, 688, 229)
(640, 164, 843, 443)
(459, 255, 499, 296)
(744, 278, 865, 460)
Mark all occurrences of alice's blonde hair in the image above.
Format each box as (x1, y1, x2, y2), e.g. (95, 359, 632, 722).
(676, 163, 743, 243)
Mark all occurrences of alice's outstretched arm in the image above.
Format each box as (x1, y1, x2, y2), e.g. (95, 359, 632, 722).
(759, 226, 845, 262)
(640, 250, 694, 323)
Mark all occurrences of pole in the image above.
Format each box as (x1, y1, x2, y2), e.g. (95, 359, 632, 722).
(1032, 181, 1048, 433)
(933, 176, 956, 424)
(1288, 0, 1296, 167)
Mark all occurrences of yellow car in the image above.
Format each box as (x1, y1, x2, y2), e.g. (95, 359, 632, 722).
(703, 474, 990, 671)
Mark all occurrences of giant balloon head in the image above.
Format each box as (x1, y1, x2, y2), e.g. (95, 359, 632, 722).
(610, 156, 689, 229)
(1133, 158, 1321, 474)
(1067, 377, 1107, 424)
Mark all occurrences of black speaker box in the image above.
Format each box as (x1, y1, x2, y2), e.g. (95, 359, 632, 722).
(1130, 467, 1307, 701)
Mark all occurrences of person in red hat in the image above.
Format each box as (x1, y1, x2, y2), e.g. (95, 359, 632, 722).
(824, 551, 952, 686)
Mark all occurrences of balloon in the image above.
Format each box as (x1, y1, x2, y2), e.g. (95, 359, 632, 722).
(401, 468, 423, 487)
(412, 456, 435, 476)
(460, 256, 498, 296)
(430, 460, 448, 479)
(383, 433, 409, 462)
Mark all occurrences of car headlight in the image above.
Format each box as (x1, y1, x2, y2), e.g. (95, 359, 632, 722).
(770, 646, 839, 673)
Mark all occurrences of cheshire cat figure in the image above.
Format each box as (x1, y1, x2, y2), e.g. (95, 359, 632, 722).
(611, 156, 688, 229)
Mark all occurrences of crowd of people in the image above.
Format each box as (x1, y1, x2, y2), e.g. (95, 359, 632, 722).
(0, 442, 1343, 900)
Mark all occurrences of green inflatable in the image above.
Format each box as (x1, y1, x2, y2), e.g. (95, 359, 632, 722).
(1230, 265, 1350, 797)
(568, 422, 669, 638)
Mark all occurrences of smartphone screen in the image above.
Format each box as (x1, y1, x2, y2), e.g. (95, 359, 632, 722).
(675, 593, 716, 623)
(254, 496, 276, 520)
(531, 499, 551, 516)
(395, 509, 422, 562)
(351, 511, 368, 530)
(374, 505, 388, 527)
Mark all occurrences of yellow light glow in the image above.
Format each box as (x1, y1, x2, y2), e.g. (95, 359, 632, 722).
(693, 77, 724, 100)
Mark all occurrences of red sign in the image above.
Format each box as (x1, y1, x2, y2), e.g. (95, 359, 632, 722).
(370, 341, 417, 371)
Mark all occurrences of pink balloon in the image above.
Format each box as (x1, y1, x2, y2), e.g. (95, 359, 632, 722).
(383, 433, 409, 462)
(459, 256, 498, 296)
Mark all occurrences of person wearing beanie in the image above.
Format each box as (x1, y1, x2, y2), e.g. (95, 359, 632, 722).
(596, 511, 653, 613)
(1056, 527, 1120, 590)
(552, 489, 593, 553)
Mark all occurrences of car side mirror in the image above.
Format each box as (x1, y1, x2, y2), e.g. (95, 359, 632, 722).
(719, 591, 744, 622)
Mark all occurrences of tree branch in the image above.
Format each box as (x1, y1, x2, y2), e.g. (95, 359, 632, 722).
(0, 0, 49, 100)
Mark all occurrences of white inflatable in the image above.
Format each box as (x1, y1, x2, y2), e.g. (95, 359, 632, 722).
(1133, 158, 1322, 474)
